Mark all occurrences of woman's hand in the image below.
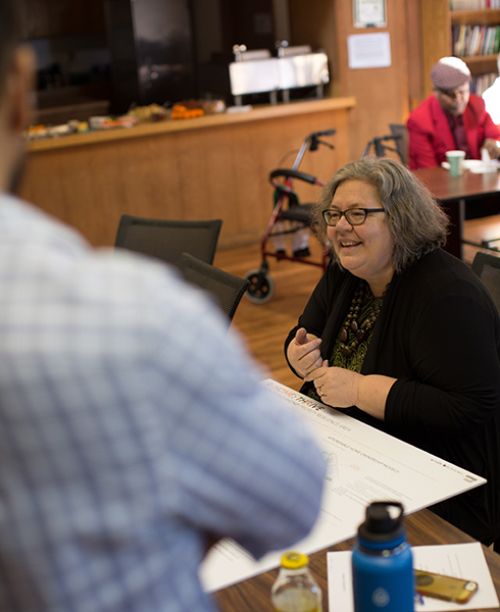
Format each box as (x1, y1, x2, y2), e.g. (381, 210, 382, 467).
(287, 327, 323, 379)
(305, 361, 361, 408)
(305, 362, 396, 420)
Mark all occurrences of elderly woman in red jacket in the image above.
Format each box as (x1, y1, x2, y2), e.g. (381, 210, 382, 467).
(407, 56, 500, 169)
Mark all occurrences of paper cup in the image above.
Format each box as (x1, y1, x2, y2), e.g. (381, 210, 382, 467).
(446, 150, 465, 177)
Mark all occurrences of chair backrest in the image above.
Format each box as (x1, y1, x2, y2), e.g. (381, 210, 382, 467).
(115, 215, 222, 268)
(471, 251, 500, 312)
(179, 253, 249, 322)
(389, 123, 409, 166)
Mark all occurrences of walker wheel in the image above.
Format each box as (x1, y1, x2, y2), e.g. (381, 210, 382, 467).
(245, 269, 274, 304)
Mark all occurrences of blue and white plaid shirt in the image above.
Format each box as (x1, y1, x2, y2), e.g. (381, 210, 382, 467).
(0, 194, 326, 612)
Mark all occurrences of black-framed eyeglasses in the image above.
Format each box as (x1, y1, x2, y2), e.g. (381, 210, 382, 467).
(322, 208, 386, 227)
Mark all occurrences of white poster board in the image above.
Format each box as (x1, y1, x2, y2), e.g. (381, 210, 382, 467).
(201, 381, 485, 593)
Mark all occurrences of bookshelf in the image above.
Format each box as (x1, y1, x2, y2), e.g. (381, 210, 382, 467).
(421, 1, 500, 96)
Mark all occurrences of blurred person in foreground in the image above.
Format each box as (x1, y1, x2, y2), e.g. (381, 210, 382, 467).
(285, 157, 500, 549)
(0, 2, 326, 611)
(482, 52, 500, 126)
(407, 55, 500, 169)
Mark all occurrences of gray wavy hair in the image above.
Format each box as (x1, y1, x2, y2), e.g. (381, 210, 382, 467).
(315, 157, 449, 272)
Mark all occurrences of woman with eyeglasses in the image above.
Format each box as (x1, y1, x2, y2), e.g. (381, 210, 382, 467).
(285, 156, 500, 550)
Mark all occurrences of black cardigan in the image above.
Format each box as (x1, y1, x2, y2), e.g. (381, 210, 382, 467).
(285, 248, 500, 543)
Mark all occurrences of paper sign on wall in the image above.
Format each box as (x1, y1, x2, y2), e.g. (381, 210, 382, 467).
(347, 32, 391, 69)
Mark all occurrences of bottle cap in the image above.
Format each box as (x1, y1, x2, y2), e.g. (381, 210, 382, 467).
(280, 551, 309, 569)
(358, 501, 405, 543)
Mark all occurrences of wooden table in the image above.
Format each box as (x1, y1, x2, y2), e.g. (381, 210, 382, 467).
(214, 508, 500, 611)
(413, 167, 500, 259)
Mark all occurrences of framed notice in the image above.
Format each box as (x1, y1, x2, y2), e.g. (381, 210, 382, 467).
(353, 0, 386, 28)
(347, 32, 391, 69)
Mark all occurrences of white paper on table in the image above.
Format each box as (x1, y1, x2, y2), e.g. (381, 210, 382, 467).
(201, 381, 486, 593)
(327, 542, 499, 611)
(441, 159, 500, 173)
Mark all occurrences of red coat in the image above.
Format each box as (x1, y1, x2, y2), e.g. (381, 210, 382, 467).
(406, 94, 500, 169)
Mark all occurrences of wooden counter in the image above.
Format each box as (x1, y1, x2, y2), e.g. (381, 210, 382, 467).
(21, 97, 355, 248)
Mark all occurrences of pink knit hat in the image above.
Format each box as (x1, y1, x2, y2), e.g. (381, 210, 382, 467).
(431, 56, 471, 90)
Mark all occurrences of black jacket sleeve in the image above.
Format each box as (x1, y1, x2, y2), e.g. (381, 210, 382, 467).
(386, 289, 500, 435)
(284, 270, 337, 378)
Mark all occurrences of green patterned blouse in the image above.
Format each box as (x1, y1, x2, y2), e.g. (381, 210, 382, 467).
(331, 287, 383, 372)
(306, 283, 383, 403)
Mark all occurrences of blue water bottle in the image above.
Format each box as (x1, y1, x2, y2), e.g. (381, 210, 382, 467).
(352, 501, 414, 612)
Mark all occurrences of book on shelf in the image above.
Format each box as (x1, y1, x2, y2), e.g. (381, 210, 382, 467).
(452, 24, 500, 56)
(472, 71, 497, 94)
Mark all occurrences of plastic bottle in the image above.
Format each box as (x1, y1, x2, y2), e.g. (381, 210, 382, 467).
(271, 550, 322, 612)
(352, 501, 414, 612)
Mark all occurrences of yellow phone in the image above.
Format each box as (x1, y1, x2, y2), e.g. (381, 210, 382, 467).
(415, 569, 478, 603)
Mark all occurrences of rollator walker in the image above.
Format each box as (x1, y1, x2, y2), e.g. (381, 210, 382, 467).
(245, 129, 336, 303)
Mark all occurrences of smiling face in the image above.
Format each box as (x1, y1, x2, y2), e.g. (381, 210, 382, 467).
(327, 179, 395, 297)
(435, 83, 470, 116)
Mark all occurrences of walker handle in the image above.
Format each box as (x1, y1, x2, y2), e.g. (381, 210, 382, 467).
(269, 168, 318, 185)
(309, 129, 336, 138)
(309, 129, 336, 152)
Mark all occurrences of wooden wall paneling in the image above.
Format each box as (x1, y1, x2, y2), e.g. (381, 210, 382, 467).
(420, 0, 451, 97)
(110, 136, 186, 225)
(230, 127, 270, 238)
(179, 127, 242, 237)
(289, 0, 410, 160)
(405, 0, 423, 110)
(22, 140, 177, 248)
(333, 0, 410, 159)
(173, 130, 212, 219)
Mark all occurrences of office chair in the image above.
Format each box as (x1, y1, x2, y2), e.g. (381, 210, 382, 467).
(115, 215, 222, 268)
(179, 253, 249, 322)
(388, 123, 409, 166)
(471, 251, 500, 313)
(362, 130, 406, 164)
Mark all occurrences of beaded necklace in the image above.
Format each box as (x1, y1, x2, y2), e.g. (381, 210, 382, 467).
(332, 283, 383, 372)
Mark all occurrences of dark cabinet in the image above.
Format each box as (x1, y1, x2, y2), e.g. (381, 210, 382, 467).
(19, 0, 105, 38)
(192, 0, 277, 100)
(105, 0, 277, 111)
(20, 0, 281, 117)
(219, 0, 276, 51)
(105, 0, 195, 112)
